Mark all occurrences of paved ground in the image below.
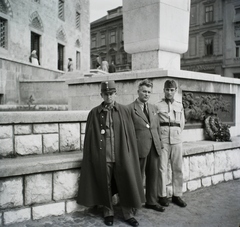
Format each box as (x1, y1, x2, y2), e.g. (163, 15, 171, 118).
(7, 180, 240, 227)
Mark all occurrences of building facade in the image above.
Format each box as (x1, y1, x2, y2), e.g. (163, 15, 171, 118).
(181, 0, 240, 78)
(90, 6, 131, 72)
(0, 0, 90, 73)
(91, 1, 240, 78)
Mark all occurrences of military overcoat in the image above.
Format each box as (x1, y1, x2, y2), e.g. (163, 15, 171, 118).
(77, 102, 145, 209)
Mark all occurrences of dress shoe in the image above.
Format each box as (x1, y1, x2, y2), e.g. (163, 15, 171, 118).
(125, 217, 139, 226)
(145, 203, 165, 212)
(158, 197, 169, 207)
(104, 216, 114, 226)
(172, 196, 187, 207)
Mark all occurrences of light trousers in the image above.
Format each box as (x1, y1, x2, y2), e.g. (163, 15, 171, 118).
(158, 143, 183, 197)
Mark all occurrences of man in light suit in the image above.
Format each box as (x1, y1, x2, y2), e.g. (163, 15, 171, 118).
(128, 79, 165, 212)
(156, 79, 187, 208)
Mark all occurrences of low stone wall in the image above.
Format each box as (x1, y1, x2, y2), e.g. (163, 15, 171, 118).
(0, 111, 88, 158)
(19, 80, 68, 105)
(0, 111, 240, 225)
(0, 105, 68, 112)
(0, 57, 64, 105)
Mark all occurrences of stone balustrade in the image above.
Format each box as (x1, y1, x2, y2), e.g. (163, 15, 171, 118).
(0, 111, 240, 225)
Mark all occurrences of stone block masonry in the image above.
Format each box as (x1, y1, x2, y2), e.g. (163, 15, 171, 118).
(0, 111, 88, 158)
(0, 111, 240, 225)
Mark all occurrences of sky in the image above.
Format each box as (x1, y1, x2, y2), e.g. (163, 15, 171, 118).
(90, 0, 123, 22)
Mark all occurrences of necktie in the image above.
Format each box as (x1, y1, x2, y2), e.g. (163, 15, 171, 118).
(143, 103, 149, 121)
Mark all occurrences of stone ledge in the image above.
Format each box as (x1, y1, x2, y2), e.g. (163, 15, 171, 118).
(1, 137, 239, 178)
(0, 151, 82, 178)
(183, 136, 240, 156)
(0, 111, 89, 124)
(66, 69, 240, 85)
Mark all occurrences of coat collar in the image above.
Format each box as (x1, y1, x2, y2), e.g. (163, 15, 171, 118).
(164, 98, 174, 104)
(97, 101, 118, 113)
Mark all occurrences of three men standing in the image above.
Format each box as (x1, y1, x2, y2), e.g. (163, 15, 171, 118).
(77, 79, 186, 226)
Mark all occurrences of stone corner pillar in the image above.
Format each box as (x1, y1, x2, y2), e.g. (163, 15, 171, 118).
(122, 0, 191, 71)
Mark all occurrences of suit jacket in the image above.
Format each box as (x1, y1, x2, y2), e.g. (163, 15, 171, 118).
(128, 100, 162, 158)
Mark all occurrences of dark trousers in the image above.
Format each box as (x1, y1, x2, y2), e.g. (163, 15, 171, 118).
(139, 144, 159, 205)
(103, 162, 134, 220)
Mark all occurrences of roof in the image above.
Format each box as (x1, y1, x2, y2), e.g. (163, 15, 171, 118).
(91, 6, 122, 26)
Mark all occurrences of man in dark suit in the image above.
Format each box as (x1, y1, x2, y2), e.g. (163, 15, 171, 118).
(128, 79, 165, 212)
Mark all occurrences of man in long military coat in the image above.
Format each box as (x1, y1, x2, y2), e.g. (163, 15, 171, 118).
(77, 80, 145, 227)
(128, 79, 164, 212)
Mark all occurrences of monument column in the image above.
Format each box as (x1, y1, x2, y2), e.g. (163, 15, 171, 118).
(122, 0, 191, 70)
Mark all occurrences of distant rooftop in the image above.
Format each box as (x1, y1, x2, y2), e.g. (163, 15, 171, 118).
(91, 6, 122, 24)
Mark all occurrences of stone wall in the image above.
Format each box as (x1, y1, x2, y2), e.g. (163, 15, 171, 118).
(67, 69, 240, 142)
(19, 80, 68, 105)
(0, 111, 240, 225)
(0, 58, 64, 105)
(0, 111, 88, 157)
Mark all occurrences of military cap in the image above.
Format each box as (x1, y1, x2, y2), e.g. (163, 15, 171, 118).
(164, 79, 177, 89)
(101, 80, 116, 93)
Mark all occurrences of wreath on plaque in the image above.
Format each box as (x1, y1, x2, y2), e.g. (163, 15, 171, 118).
(204, 115, 231, 142)
(183, 92, 232, 142)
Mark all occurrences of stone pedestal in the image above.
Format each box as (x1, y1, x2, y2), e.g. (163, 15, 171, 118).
(122, 0, 191, 70)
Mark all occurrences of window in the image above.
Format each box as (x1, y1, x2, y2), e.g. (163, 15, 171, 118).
(0, 17, 7, 48)
(91, 35, 96, 48)
(122, 52, 128, 64)
(236, 8, 240, 15)
(236, 42, 240, 57)
(205, 38, 213, 56)
(110, 55, 116, 64)
(190, 6, 197, 25)
(58, 43, 64, 71)
(110, 31, 116, 44)
(76, 51, 81, 70)
(205, 5, 213, 23)
(101, 33, 106, 46)
(120, 28, 124, 41)
(31, 32, 41, 63)
(58, 0, 64, 20)
(189, 36, 196, 56)
(234, 23, 240, 38)
(0, 94, 3, 104)
(76, 11, 80, 30)
(234, 73, 240, 79)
